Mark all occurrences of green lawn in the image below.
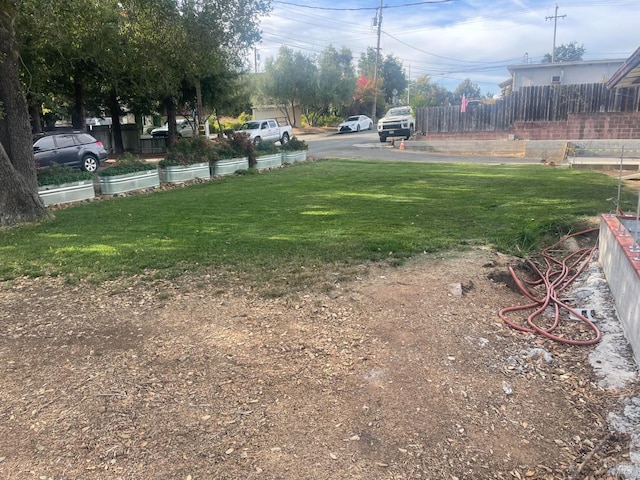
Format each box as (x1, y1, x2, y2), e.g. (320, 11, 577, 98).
(0, 160, 632, 284)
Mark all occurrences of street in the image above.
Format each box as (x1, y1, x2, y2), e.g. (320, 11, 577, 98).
(304, 130, 543, 164)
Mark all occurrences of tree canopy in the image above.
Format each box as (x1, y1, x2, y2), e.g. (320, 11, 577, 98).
(409, 76, 451, 110)
(542, 41, 586, 63)
(0, 0, 271, 227)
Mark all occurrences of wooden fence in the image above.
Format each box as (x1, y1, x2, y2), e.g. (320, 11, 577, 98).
(415, 83, 640, 134)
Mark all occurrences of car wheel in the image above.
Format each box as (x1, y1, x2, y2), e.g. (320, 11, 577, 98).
(379, 136, 387, 143)
(253, 136, 261, 146)
(82, 155, 99, 173)
(369, 122, 373, 130)
(405, 125, 414, 140)
(356, 125, 360, 132)
(280, 132, 290, 144)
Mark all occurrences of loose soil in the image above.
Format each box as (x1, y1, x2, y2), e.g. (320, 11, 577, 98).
(1, 245, 638, 480)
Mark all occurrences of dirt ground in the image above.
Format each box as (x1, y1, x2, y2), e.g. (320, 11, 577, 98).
(1, 242, 639, 480)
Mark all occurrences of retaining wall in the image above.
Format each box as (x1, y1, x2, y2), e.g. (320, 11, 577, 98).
(599, 215, 640, 367)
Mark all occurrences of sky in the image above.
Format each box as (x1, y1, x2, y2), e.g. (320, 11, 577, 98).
(256, 0, 640, 95)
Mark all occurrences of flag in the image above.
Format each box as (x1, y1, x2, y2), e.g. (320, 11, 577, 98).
(460, 95, 468, 113)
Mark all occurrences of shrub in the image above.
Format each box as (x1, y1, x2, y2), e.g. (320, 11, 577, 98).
(213, 132, 256, 166)
(37, 163, 95, 187)
(280, 137, 308, 151)
(159, 136, 219, 168)
(98, 153, 157, 177)
(254, 140, 280, 156)
(235, 167, 258, 176)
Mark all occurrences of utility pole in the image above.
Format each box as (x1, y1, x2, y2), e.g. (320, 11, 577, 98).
(371, 0, 382, 123)
(406, 64, 410, 105)
(545, 4, 566, 63)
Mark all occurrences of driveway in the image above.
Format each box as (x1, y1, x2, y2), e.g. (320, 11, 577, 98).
(304, 130, 544, 164)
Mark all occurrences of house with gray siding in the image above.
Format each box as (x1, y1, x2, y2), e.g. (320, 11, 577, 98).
(502, 59, 625, 92)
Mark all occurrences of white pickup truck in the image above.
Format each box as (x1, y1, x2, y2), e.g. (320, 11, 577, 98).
(377, 106, 415, 143)
(237, 118, 293, 145)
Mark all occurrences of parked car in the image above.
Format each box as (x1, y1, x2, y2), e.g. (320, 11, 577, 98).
(377, 106, 414, 143)
(236, 118, 292, 145)
(151, 118, 196, 138)
(33, 132, 108, 173)
(338, 115, 373, 133)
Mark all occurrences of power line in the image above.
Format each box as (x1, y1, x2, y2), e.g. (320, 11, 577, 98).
(272, 0, 454, 11)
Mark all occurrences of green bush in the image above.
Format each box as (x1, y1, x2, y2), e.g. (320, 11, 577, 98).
(280, 137, 308, 151)
(98, 153, 157, 177)
(235, 167, 258, 176)
(254, 140, 280, 156)
(303, 113, 342, 127)
(37, 163, 95, 186)
(159, 136, 219, 168)
(209, 112, 252, 134)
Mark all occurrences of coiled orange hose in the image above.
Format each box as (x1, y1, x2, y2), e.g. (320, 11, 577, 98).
(498, 228, 602, 345)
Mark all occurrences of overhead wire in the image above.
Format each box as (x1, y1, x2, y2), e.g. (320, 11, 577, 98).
(260, 1, 636, 87)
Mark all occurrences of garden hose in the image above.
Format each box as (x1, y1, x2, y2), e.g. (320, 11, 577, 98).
(499, 228, 602, 346)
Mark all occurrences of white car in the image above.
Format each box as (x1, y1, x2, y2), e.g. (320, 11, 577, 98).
(151, 118, 196, 138)
(337, 115, 373, 133)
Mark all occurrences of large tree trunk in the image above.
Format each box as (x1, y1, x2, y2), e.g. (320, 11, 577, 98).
(164, 97, 178, 144)
(195, 79, 204, 135)
(108, 89, 124, 154)
(27, 93, 43, 134)
(0, 4, 48, 227)
(71, 80, 86, 131)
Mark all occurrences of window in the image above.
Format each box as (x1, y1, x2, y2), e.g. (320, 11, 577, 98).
(551, 75, 561, 83)
(76, 133, 96, 145)
(268, 120, 277, 128)
(55, 135, 76, 148)
(34, 136, 55, 151)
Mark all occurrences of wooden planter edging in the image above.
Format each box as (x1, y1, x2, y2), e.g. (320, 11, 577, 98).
(282, 151, 307, 164)
(98, 169, 160, 195)
(159, 162, 210, 184)
(38, 180, 96, 207)
(213, 157, 249, 176)
(255, 153, 283, 171)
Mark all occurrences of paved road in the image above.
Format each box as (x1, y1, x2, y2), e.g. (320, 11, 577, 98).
(304, 130, 543, 164)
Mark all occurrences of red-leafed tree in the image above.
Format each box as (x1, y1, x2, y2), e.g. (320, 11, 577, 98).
(352, 74, 384, 118)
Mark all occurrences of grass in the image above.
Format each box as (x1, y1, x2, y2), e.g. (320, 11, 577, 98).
(0, 160, 634, 284)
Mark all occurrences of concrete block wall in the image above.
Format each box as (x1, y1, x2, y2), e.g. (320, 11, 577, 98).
(599, 215, 640, 367)
(415, 131, 514, 141)
(417, 112, 640, 142)
(406, 139, 526, 156)
(514, 112, 640, 141)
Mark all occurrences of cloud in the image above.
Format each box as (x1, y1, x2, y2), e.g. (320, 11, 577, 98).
(258, 0, 638, 92)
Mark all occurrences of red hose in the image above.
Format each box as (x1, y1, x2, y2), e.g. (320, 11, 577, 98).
(498, 227, 601, 346)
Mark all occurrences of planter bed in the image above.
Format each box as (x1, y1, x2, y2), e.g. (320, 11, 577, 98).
(38, 180, 96, 207)
(213, 157, 249, 176)
(282, 151, 307, 164)
(255, 153, 283, 171)
(159, 162, 210, 184)
(99, 169, 160, 195)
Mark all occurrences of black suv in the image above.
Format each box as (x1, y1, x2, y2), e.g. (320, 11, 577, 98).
(33, 132, 108, 173)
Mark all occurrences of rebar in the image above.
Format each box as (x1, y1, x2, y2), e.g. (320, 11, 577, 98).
(631, 191, 640, 253)
(615, 146, 624, 214)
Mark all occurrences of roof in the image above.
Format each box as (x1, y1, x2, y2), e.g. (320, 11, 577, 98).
(606, 47, 640, 89)
(506, 58, 626, 74)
